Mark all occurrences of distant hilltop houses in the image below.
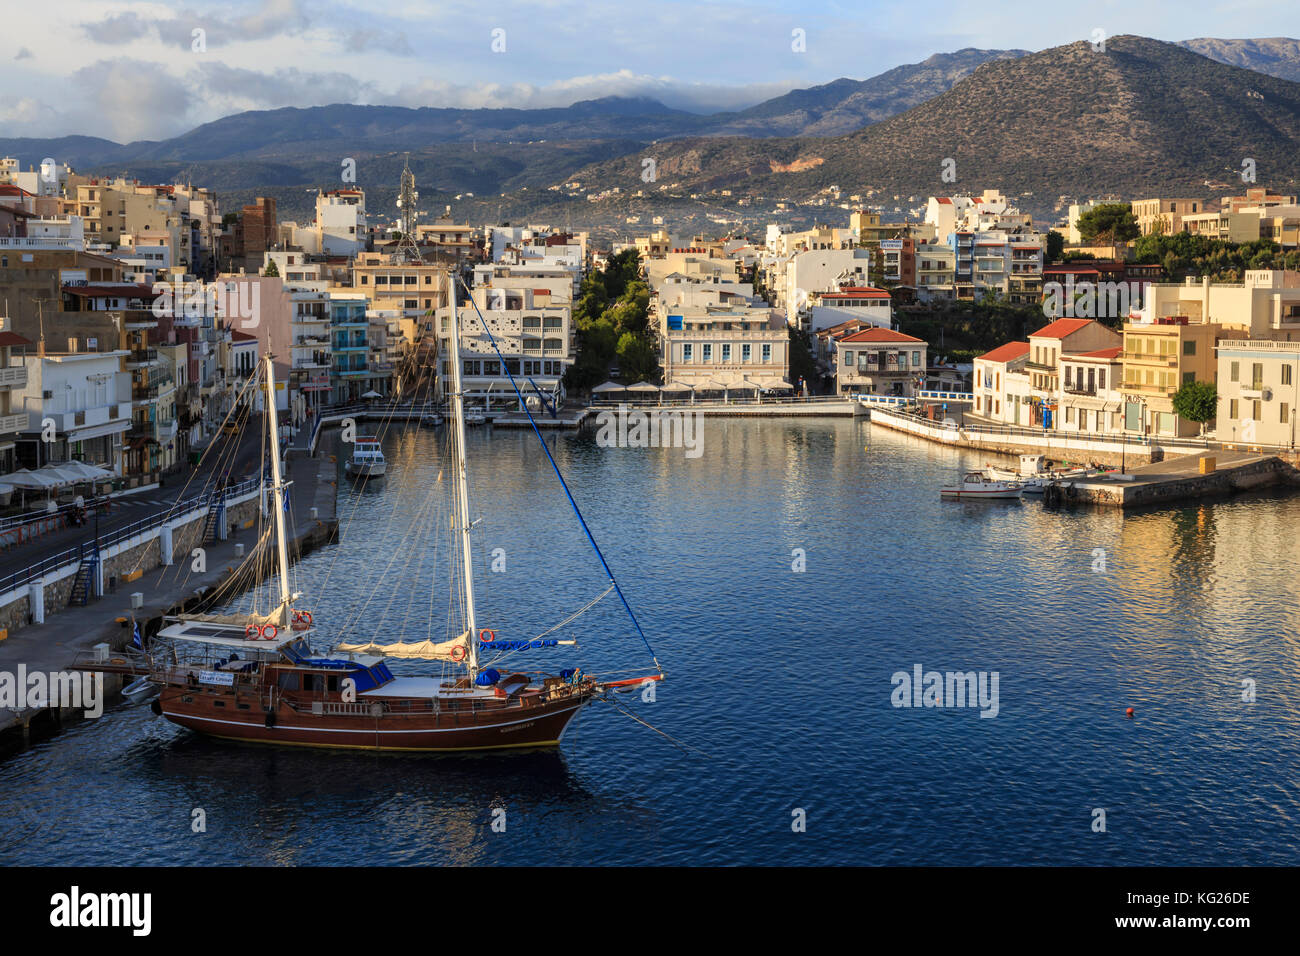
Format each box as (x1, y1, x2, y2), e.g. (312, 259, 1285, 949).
(2, 152, 1299, 484)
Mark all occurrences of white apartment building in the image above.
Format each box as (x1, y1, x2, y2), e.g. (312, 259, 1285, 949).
(14, 349, 132, 473)
(435, 286, 572, 407)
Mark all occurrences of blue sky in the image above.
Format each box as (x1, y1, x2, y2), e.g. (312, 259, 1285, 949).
(3, 0, 1298, 142)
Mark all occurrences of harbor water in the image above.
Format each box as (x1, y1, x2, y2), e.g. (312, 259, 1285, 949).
(3, 418, 1299, 865)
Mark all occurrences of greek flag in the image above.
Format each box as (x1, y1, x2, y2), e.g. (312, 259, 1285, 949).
(132, 622, 143, 650)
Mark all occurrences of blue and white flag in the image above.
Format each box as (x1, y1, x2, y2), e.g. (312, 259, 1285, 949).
(132, 622, 143, 650)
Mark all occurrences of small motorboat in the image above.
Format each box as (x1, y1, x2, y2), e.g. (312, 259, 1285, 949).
(985, 454, 1094, 494)
(345, 436, 387, 478)
(421, 413, 444, 427)
(463, 409, 487, 426)
(941, 472, 1023, 500)
(121, 675, 159, 704)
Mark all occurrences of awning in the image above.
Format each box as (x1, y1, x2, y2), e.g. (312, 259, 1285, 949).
(625, 381, 661, 393)
(659, 382, 693, 393)
(591, 381, 627, 394)
(65, 420, 131, 442)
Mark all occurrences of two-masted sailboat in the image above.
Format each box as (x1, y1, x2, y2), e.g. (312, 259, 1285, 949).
(126, 291, 662, 751)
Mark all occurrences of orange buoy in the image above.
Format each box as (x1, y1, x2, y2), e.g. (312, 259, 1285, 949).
(1125, 707, 1135, 718)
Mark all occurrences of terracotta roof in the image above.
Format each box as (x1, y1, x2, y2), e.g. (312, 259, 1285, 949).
(0, 331, 32, 347)
(976, 341, 1030, 363)
(821, 286, 890, 299)
(231, 330, 258, 342)
(1071, 347, 1123, 361)
(1031, 318, 1093, 339)
(935, 197, 953, 205)
(840, 328, 925, 344)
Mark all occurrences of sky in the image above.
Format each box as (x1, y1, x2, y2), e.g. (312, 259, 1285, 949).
(2, 0, 1298, 143)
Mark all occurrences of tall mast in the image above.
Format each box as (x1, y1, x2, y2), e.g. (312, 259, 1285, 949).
(263, 353, 293, 625)
(448, 277, 479, 673)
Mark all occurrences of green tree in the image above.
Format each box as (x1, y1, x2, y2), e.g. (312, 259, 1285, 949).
(1172, 380, 1218, 434)
(616, 332, 659, 383)
(1045, 230, 1065, 264)
(1077, 203, 1140, 245)
(262, 259, 280, 277)
(787, 327, 818, 393)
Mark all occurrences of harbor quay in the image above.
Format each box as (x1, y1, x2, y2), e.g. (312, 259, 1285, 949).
(0, 429, 341, 747)
(868, 402, 1300, 507)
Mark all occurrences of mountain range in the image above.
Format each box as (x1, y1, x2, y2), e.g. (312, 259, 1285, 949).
(2, 36, 1299, 227)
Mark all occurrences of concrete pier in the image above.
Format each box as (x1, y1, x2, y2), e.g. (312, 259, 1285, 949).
(0, 432, 341, 747)
(1047, 452, 1300, 508)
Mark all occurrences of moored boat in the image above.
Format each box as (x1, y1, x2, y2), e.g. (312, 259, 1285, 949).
(89, 279, 663, 754)
(941, 471, 1023, 500)
(345, 436, 387, 478)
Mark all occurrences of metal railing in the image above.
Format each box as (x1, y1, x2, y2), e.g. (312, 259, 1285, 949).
(0, 474, 261, 597)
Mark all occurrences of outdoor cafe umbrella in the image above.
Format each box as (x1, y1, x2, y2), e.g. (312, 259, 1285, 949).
(591, 381, 626, 394)
(659, 381, 692, 405)
(626, 381, 662, 405)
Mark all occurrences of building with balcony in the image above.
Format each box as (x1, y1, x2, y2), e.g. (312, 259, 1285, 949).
(14, 348, 132, 474)
(1058, 347, 1125, 436)
(1119, 317, 1224, 437)
(434, 287, 572, 406)
(836, 328, 927, 396)
(1215, 339, 1300, 448)
(1026, 318, 1122, 429)
(1131, 271, 1300, 341)
(0, 327, 32, 472)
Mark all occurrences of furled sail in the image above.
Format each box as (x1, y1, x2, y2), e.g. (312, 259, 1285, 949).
(335, 632, 470, 661)
(180, 610, 283, 627)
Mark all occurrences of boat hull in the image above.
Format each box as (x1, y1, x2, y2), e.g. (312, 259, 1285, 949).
(940, 488, 1022, 499)
(156, 687, 591, 752)
(345, 461, 386, 478)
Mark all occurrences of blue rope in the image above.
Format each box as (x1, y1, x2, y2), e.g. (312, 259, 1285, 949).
(456, 278, 662, 673)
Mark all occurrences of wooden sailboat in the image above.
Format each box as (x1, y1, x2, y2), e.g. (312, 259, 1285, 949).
(115, 291, 662, 752)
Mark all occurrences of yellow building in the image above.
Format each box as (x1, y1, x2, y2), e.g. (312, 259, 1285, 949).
(1216, 339, 1300, 448)
(1119, 319, 1223, 437)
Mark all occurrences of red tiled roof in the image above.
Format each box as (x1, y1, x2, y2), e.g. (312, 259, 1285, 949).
(976, 341, 1030, 363)
(231, 330, 258, 342)
(840, 328, 924, 344)
(1030, 318, 1092, 339)
(935, 197, 953, 204)
(0, 331, 32, 347)
(822, 286, 890, 299)
(1072, 347, 1123, 361)
(0, 184, 33, 197)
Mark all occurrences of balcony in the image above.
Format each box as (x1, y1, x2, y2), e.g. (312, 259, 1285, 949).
(122, 309, 159, 330)
(1064, 385, 1098, 396)
(126, 348, 159, 368)
(1122, 352, 1177, 366)
(0, 366, 27, 389)
(1122, 381, 1177, 396)
(0, 412, 27, 434)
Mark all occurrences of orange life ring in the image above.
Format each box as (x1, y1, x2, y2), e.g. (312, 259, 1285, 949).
(479, 628, 497, 643)
(450, 645, 466, 662)
(260, 624, 278, 641)
(291, 610, 313, 631)
(245, 624, 259, 639)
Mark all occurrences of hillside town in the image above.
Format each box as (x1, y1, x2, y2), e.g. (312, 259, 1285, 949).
(2, 154, 1299, 500)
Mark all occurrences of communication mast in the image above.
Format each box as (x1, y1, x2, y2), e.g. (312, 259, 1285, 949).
(394, 153, 423, 263)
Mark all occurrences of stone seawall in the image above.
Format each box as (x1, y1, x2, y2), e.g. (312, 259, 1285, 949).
(1050, 457, 1300, 508)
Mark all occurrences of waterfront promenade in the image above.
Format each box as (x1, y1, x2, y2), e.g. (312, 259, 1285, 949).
(0, 427, 340, 743)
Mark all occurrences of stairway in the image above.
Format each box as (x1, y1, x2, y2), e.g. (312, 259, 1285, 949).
(202, 497, 225, 543)
(70, 548, 99, 606)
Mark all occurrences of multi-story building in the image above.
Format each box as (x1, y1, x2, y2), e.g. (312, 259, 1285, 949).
(1058, 347, 1125, 436)
(1182, 209, 1261, 243)
(972, 342, 1030, 423)
(1119, 317, 1223, 437)
(1131, 197, 1204, 236)
(1215, 339, 1300, 448)
(1132, 271, 1300, 341)
(660, 306, 789, 394)
(14, 346, 132, 474)
(1026, 318, 1122, 428)
(314, 189, 367, 257)
(914, 242, 955, 301)
(836, 328, 927, 396)
(434, 286, 572, 407)
(0, 325, 31, 472)
(806, 286, 892, 334)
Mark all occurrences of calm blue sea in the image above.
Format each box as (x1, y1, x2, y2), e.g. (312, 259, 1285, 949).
(3, 418, 1299, 865)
